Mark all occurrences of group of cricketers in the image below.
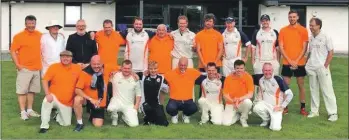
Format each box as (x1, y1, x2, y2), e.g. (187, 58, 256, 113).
(10, 9, 338, 134)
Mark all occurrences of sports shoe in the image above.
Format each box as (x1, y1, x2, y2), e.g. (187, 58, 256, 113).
(171, 115, 178, 124)
(28, 110, 41, 117)
(300, 108, 308, 116)
(39, 128, 48, 133)
(328, 114, 338, 122)
(307, 112, 319, 118)
(260, 120, 269, 127)
(20, 112, 29, 120)
(182, 115, 190, 124)
(73, 124, 84, 132)
(240, 119, 249, 128)
(283, 108, 289, 115)
(112, 119, 118, 126)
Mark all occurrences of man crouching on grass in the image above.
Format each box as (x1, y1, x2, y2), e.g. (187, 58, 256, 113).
(39, 51, 82, 133)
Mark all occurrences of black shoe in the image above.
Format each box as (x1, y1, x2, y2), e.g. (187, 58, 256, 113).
(74, 124, 84, 132)
(39, 128, 48, 133)
(143, 122, 150, 125)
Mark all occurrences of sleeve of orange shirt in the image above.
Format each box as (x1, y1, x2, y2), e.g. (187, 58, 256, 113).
(278, 29, 285, 47)
(302, 28, 309, 42)
(43, 65, 55, 81)
(217, 33, 224, 45)
(192, 69, 201, 80)
(10, 35, 21, 52)
(76, 72, 86, 89)
(117, 32, 126, 45)
(164, 72, 173, 84)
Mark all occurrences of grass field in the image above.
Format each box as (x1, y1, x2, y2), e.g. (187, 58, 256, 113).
(1, 57, 348, 139)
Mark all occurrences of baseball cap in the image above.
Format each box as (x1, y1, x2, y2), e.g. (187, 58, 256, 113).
(260, 14, 270, 21)
(225, 17, 235, 23)
(60, 50, 73, 57)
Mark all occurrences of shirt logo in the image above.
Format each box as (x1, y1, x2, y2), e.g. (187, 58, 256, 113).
(156, 78, 161, 83)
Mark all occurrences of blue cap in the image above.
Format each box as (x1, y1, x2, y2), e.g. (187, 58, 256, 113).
(225, 17, 235, 23)
(260, 14, 270, 21)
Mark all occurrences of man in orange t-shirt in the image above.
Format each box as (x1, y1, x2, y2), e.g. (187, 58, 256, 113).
(39, 51, 81, 133)
(165, 57, 201, 124)
(10, 15, 42, 121)
(195, 13, 224, 72)
(73, 55, 118, 131)
(148, 24, 174, 74)
(278, 10, 309, 115)
(96, 19, 126, 67)
(222, 60, 254, 127)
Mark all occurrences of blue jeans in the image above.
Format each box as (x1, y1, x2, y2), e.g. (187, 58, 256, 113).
(166, 99, 198, 116)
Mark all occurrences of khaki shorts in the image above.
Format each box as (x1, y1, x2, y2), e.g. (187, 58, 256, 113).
(16, 68, 41, 94)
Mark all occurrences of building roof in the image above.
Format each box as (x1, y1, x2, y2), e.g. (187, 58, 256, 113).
(1, 0, 111, 3)
(263, 0, 349, 6)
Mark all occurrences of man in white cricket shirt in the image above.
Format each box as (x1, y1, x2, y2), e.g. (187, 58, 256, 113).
(253, 63, 294, 131)
(305, 17, 338, 121)
(222, 17, 252, 76)
(107, 60, 142, 127)
(171, 15, 196, 69)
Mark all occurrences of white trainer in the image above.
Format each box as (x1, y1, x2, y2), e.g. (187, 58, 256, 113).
(307, 112, 319, 118)
(183, 115, 190, 124)
(328, 114, 338, 122)
(240, 119, 249, 128)
(171, 115, 178, 124)
(260, 120, 269, 127)
(112, 119, 118, 126)
(20, 112, 29, 121)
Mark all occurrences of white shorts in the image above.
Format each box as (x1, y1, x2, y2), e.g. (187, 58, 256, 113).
(253, 101, 283, 131)
(198, 97, 223, 125)
(40, 94, 72, 129)
(222, 57, 241, 76)
(107, 97, 139, 127)
(172, 58, 194, 69)
(253, 60, 280, 75)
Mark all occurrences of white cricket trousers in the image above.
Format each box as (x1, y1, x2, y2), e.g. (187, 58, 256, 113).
(305, 66, 337, 115)
(40, 94, 72, 129)
(107, 97, 139, 127)
(222, 99, 252, 126)
(253, 60, 280, 75)
(198, 97, 223, 125)
(222, 57, 241, 77)
(253, 101, 283, 131)
(172, 58, 194, 69)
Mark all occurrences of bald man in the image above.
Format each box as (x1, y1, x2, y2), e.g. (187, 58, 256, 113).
(252, 63, 294, 131)
(66, 19, 97, 69)
(73, 55, 118, 131)
(164, 57, 201, 124)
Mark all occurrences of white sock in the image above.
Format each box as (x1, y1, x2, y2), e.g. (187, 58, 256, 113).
(77, 119, 83, 124)
(27, 109, 33, 113)
(21, 110, 27, 114)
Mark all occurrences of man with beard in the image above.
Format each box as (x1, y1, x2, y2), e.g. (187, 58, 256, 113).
(10, 15, 42, 120)
(124, 17, 155, 78)
(278, 10, 309, 115)
(39, 51, 81, 133)
(66, 19, 98, 69)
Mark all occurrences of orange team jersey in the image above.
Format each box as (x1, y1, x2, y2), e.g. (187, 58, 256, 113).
(164, 68, 201, 100)
(148, 35, 174, 74)
(10, 29, 42, 70)
(195, 28, 223, 68)
(223, 72, 254, 105)
(278, 24, 309, 65)
(96, 30, 126, 67)
(75, 64, 119, 107)
(43, 63, 82, 107)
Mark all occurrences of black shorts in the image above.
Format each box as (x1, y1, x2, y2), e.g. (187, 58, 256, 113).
(143, 103, 169, 126)
(281, 65, 306, 77)
(87, 101, 105, 121)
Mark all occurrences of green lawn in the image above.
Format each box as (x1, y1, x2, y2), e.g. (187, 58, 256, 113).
(1, 57, 348, 139)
